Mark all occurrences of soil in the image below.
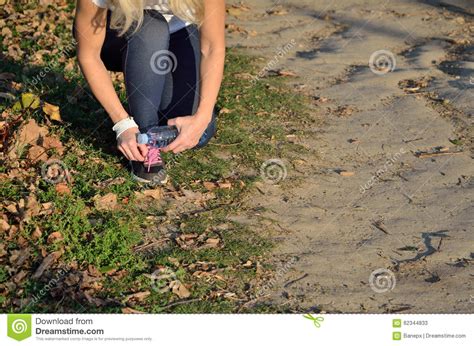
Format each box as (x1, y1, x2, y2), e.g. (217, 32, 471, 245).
(226, 0, 473, 313)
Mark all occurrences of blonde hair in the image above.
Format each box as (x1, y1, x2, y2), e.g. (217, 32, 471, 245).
(109, 0, 204, 35)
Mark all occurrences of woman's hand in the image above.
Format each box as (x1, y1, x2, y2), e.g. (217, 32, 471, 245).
(117, 127, 148, 161)
(163, 115, 210, 154)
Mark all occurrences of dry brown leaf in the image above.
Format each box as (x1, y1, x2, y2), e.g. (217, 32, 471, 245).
(203, 181, 217, 190)
(16, 119, 48, 148)
(170, 280, 191, 298)
(25, 193, 41, 219)
(1, 219, 10, 232)
(42, 136, 64, 155)
(47, 231, 63, 244)
(93, 192, 118, 211)
(142, 189, 162, 200)
(124, 291, 151, 302)
(39, 202, 54, 215)
(218, 108, 231, 115)
(32, 250, 62, 279)
(27, 145, 48, 162)
(55, 183, 71, 195)
(31, 226, 42, 240)
(64, 273, 81, 286)
(122, 307, 143, 314)
(218, 182, 232, 189)
(276, 70, 298, 77)
(204, 238, 220, 248)
(5, 203, 18, 215)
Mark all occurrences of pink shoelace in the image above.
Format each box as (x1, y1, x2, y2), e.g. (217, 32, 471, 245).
(145, 146, 163, 172)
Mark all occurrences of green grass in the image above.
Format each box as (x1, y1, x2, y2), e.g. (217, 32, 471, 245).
(0, 1, 311, 313)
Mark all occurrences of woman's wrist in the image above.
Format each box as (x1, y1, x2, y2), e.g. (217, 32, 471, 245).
(194, 107, 214, 122)
(112, 116, 139, 139)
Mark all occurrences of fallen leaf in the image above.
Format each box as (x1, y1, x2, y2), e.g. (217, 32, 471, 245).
(1, 219, 10, 232)
(205, 238, 220, 248)
(25, 193, 41, 219)
(219, 108, 231, 115)
(31, 226, 42, 240)
(276, 70, 298, 77)
(55, 183, 71, 195)
(122, 307, 143, 314)
(15, 119, 48, 148)
(43, 102, 62, 122)
(42, 136, 64, 155)
(218, 182, 232, 189)
(47, 231, 63, 244)
(124, 291, 151, 302)
(32, 250, 62, 279)
(203, 181, 217, 190)
(93, 192, 118, 211)
(0, 72, 15, 80)
(27, 145, 48, 162)
(170, 280, 191, 298)
(20, 93, 41, 110)
(142, 189, 162, 200)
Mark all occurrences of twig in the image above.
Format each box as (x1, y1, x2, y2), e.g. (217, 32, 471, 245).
(283, 273, 309, 288)
(437, 237, 443, 252)
(403, 137, 423, 143)
(372, 220, 390, 234)
(416, 151, 463, 158)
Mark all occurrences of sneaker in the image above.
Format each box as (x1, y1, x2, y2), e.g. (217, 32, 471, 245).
(130, 147, 168, 185)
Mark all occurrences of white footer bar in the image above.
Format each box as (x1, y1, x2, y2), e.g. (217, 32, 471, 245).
(1, 314, 472, 345)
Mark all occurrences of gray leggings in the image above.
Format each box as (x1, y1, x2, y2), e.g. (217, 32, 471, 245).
(99, 10, 216, 143)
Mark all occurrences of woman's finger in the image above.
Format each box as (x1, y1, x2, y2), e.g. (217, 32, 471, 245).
(118, 146, 129, 160)
(129, 144, 145, 161)
(137, 144, 148, 157)
(172, 144, 188, 154)
(163, 136, 182, 152)
(167, 118, 178, 127)
(122, 147, 135, 161)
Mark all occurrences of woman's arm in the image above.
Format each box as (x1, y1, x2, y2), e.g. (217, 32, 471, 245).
(75, 0, 145, 161)
(195, 0, 226, 120)
(164, 0, 226, 154)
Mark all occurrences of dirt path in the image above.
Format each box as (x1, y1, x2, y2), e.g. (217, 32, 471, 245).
(226, 0, 473, 313)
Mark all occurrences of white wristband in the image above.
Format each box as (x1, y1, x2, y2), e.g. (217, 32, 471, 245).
(112, 116, 139, 139)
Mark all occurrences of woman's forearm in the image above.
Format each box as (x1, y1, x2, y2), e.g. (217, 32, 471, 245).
(196, 48, 225, 120)
(78, 55, 129, 124)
